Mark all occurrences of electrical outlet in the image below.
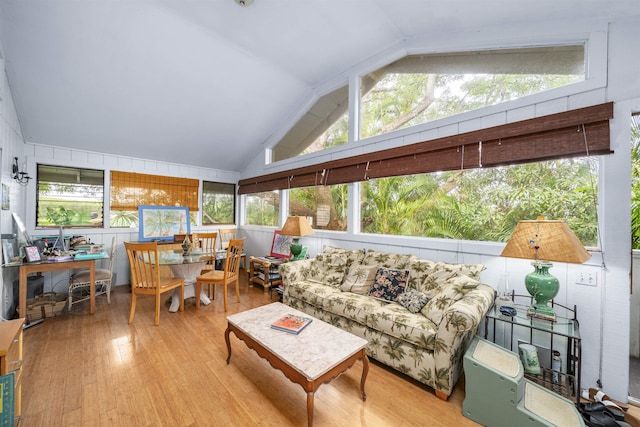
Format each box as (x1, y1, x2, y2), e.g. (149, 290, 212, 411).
(576, 271, 597, 287)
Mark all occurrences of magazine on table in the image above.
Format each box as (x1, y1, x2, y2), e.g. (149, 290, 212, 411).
(271, 314, 313, 334)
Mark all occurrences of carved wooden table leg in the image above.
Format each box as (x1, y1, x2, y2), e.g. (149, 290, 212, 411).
(307, 391, 315, 427)
(360, 353, 369, 401)
(225, 325, 233, 364)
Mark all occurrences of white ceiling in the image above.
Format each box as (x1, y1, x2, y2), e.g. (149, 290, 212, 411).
(0, 0, 638, 172)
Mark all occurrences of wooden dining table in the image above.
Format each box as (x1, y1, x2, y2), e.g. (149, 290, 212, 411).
(157, 250, 224, 312)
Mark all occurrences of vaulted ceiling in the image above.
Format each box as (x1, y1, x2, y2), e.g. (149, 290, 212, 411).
(0, 0, 637, 172)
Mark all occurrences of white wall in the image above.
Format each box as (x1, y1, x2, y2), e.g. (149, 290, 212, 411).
(14, 144, 241, 306)
(0, 53, 241, 317)
(238, 20, 640, 401)
(0, 41, 31, 320)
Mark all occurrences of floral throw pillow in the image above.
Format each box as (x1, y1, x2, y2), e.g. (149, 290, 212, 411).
(368, 268, 410, 302)
(396, 289, 429, 313)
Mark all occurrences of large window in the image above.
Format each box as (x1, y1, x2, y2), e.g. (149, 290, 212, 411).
(202, 181, 235, 225)
(110, 171, 199, 228)
(269, 46, 586, 163)
(360, 46, 585, 139)
(361, 158, 598, 247)
(36, 165, 104, 228)
(289, 184, 348, 231)
(632, 113, 640, 249)
(245, 191, 279, 226)
(271, 85, 349, 162)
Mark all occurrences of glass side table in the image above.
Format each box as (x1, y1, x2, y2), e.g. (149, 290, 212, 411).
(482, 293, 581, 405)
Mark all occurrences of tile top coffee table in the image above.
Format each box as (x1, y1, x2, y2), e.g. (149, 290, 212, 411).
(225, 302, 369, 427)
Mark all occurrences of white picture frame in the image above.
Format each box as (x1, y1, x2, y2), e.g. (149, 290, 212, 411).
(2, 238, 15, 264)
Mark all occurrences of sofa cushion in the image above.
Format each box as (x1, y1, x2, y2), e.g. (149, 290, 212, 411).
(366, 303, 439, 351)
(340, 264, 377, 294)
(321, 246, 366, 269)
(396, 289, 430, 313)
(286, 280, 342, 309)
(324, 291, 386, 324)
(361, 250, 417, 269)
(421, 274, 480, 324)
(368, 268, 410, 302)
(307, 252, 348, 287)
(409, 260, 486, 298)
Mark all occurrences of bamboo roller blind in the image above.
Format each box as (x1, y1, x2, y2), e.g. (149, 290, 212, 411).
(238, 102, 614, 195)
(111, 171, 199, 211)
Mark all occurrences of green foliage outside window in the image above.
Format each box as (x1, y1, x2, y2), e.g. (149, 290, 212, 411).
(246, 191, 279, 226)
(202, 181, 235, 225)
(632, 114, 640, 249)
(289, 185, 348, 231)
(37, 165, 104, 227)
(361, 158, 599, 247)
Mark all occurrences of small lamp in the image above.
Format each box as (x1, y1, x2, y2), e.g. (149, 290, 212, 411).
(280, 216, 314, 259)
(500, 217, 591, 321)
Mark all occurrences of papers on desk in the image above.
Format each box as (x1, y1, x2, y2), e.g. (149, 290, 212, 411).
(47, 255, 74, 262)
(74, 252, 105, 260)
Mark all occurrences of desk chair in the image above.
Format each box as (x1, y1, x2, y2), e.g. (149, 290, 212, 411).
(124, 241, 184, 326)
(218, 228, 246, 270)
(68, 236, 116, 310)
(195, 238, 245, 311)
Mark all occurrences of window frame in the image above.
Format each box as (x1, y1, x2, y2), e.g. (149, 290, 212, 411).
(36, 164, 105, 229)
(202, 181, 236, 225)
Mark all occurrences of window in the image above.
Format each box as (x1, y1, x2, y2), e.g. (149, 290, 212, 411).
(360, 46, 585, 139)
(361, 157, 598, 247)
(202, 181, 235, 225)
(245, 191, 279, 226)
(271, 84, 349, 162)
(36, 165, 104, 228)
(110, 171, 199, 228)
(289, 184, 348, 231)
(632, 113, 640, 249)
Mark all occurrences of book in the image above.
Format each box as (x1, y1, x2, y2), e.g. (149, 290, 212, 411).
(270, 314, 313, 335)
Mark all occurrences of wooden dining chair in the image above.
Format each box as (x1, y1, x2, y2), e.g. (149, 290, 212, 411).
(124, 241, 184, 326)
(196, 232, 217, 266)
(218, 228, 236, 250)
(68, 236, 117, 310)
(195, 238, 245, 311)
(218, 228, 246, 270)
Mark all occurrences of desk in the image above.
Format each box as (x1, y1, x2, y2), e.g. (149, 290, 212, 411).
(158, 251, 220, 312)
(11, 257, 105, 323)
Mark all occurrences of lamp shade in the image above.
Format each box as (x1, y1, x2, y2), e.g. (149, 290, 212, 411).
(280, 216, 314, 237)
(500, 220, 591, 264)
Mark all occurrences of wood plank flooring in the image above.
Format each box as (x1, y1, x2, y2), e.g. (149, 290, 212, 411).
(20, 273, 479, 426)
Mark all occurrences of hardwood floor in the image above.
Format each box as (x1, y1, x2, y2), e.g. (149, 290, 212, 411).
(20, 273, 478, 426)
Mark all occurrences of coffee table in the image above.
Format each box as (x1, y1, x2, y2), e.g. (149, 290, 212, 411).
(225, 302, 369, 427)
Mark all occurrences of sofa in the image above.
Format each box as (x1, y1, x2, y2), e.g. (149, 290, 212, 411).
(279, 246, 495, 400)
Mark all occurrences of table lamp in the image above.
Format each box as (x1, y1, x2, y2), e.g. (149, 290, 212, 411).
(500, 217, 591, 321)
(280, 216, 314, 259)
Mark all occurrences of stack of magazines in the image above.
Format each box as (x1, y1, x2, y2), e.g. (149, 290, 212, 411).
(271, 314, 313, 334)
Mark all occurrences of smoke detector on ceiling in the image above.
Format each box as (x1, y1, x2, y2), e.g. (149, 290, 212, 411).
(234, 0, 254, 6)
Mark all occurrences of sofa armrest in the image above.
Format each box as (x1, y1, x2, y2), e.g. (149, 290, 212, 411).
(433, 283, 495, 396)
(279, 258, 313, 292)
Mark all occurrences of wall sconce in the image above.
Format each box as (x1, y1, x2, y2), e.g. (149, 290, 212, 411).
(12, 157, 31, 185)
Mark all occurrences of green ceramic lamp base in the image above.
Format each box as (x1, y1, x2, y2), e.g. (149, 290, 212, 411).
(525, 261, 559, 322)
(289, 238, 302, 258)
